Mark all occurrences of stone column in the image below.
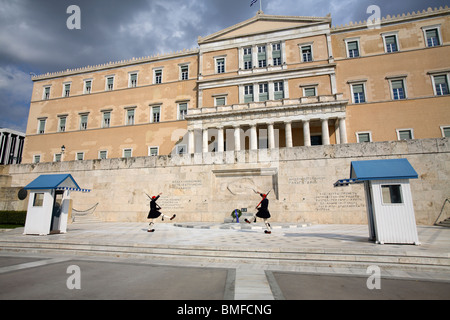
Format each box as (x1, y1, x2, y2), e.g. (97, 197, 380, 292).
(339, 117, 348, 144)
(268, 122, 275, 149)
(188, 129, 195, 154)
(250, 124, 258, 150)
(321, 118, 330, 145)
(234, 125, 241, 151)
(202, 128, 209, 153)
(303, 120, 311, 147)
(285, 121, 293, 148)
(217, 126, 224, 152)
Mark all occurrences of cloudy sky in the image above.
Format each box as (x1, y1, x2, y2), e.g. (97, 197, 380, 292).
(0, 0, 448, 133)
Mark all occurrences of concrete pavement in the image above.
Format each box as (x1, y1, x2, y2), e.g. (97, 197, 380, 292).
(0, 222, 449, 300)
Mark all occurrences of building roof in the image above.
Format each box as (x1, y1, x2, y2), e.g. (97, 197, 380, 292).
(350, 159, 418, 181)
(24, 174, 90, 192)
(198, 12, 331, 44)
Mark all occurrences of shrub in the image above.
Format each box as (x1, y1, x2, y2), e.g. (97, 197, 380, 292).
(0, 211, 27, 226)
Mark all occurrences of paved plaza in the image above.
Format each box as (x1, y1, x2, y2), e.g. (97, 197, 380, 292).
(0, 222, 449, 300)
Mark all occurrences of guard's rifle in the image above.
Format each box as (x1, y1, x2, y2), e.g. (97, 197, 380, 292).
(255, 189, 272, 209)
(145, 192, 162, 210)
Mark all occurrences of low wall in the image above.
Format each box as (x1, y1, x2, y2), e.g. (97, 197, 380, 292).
(2, 138, 449, 225)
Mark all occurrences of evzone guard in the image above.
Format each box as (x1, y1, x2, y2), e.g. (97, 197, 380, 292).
(245, 190, 272, 234)
(146, 193, 176, 232)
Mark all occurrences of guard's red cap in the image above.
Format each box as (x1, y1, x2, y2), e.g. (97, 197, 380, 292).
(262, 194, 267, 198)
(152, 196, 156, 199)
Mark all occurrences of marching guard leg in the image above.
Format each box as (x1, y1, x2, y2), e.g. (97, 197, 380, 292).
(148, 220, 155, 232)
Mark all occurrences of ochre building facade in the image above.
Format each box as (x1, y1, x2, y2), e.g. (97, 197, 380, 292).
(23, 7, 450, 163)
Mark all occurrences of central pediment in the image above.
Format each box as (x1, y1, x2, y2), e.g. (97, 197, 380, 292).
(198, 12, 331, 44)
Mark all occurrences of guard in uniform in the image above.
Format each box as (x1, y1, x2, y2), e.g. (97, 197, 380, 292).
(245, 192, 272, 234)
(147, 193, 176, 232)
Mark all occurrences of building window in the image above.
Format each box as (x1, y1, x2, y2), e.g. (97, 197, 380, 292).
(397, 129, 414, 140)
(272, 43, 282, 66)
(176, 144, 187, 155)
(123, 148, 132, 158)
(243, 47, 252, 70)
(38, 119, 46, 134)
(154, 69, 162, 84)
(99, 150, 108, 159)
(433, 75, 449, 96)
(424, 27, 441, 47)
(274, 82, 284, 100)
(303, 87, 317, 97)
(390, 79, 406, 100)
(180, 65, 189, 80)
(33, 155, 41, 163)
(352, 83, 366, 103)
(102, 111, 111, 128)
(54, 153, 62, 162)
(58, 116, 66, 132)
(43, 86, 51, 100)
(244, 85, 254, 103)
(441, 126, 450, 138)
(215, 96, 226, 106)
(126, 109, 135, 126)
(129, 73, 138, 88)
(216, 58, 225, 74)
(84, 80, 92, 94)
(381, 185, 403, 204)
(149, 147, 159, 156)
(301, 45, 313, 62)
(357, 132, 372, 143)
(259, 83, 268, 101)
(33, 193, 44, 207)
(383, 34, 399, 53)
(152, 106, 161, 123)
(106, 76, 114, 91)
(258, 45, 267, 68)
(76, 152, 84, 161)
(80, 114, 88, 130)
(63, 83, 71, 97)
(346, 40, 360, 58)
(178, 103, 188, 120)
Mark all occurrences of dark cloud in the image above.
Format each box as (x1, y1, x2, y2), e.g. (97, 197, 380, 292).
(0, 0, 447, 132)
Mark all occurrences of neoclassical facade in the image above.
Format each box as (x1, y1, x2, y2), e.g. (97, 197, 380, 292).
(23, 7, 450, 163)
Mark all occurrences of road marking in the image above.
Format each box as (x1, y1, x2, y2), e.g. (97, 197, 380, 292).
(234, 268, 274, 300)
(0, 258, 71, 274)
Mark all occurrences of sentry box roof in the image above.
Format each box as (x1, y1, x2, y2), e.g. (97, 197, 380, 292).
(350, 159, 418, 181)
(335, 158, 418, 187)
(24, 174, 91, 193)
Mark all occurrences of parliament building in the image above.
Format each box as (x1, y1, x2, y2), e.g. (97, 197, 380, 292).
(24, 7, 450, 164)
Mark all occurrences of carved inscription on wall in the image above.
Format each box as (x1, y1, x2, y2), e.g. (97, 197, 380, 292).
(315, 192, 365, 211)
(169, 180, 202, 189)
(289, 176, 326, 185)
(157, 197, 182, 211)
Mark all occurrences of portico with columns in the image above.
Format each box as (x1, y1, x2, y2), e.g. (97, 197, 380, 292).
(186, 94, 348, 154)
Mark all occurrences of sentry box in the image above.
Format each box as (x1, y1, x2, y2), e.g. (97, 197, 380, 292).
(23, 174, 90, 236)
(336, 159, 420, 245)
